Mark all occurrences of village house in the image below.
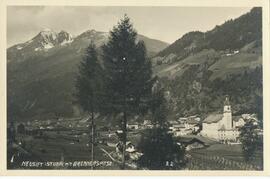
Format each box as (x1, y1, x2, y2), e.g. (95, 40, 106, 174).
(223, 49, 240, 56)
(169, 115, 201, 137)
(106, 136, 119, 147)
(46, 126, 54, 129)
(232, 116, 245, 128)
(176, 135, 217, 151)
(142, 120, 154, 129)
(116, 141, 136, 153)
(178, 117, 188, 122)
(115, 141, 143, 161)
(200, 96, 245, 142)
(169, 122, 194, 137)
(129, 151, 143, 161)
(183, 117, 200, 132)
(127, 123, 139, 130)
(176, 137, 206, 151)
(174, 128, 193, 137)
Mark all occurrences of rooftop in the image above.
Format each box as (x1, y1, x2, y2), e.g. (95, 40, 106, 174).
(232, 116, 242, 122)
(175, 135, 218, 145)
(186, 118, 200, 124)
(203, 114, 223, 124)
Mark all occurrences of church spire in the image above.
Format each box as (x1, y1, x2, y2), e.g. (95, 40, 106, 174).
(224, 95, 230, 106)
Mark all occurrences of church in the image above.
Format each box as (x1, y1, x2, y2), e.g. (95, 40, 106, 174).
(201, 96, 245, 142)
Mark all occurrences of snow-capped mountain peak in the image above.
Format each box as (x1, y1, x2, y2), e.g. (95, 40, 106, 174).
(58, 30, 73, 46)
(14, 29, 74, 51)
(7, 28, 169, 64)
(38, 29, 58, 41)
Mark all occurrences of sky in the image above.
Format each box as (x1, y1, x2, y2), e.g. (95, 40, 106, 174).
(7, 6, 252, 47)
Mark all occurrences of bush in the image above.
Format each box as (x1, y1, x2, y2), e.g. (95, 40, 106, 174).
(137, 127, 186, 170)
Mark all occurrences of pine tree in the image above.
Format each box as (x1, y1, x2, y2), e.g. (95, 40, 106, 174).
(239, 118, 262, 162)
(137, 79, 186, 170)
(149, 79, 168, 127)
(75, 41, 104, 169)
(102, 15, 154, 169)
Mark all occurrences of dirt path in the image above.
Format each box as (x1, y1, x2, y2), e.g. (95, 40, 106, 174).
(98, 146, 121, 164)
(98, 146, 137, 169)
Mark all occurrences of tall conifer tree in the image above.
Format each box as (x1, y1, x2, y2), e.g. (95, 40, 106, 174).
(102, 15, 154, 169)
(75, 41, 103, 169)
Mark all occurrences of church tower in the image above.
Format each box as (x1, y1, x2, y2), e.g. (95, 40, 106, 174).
(223, 95, 232, 129)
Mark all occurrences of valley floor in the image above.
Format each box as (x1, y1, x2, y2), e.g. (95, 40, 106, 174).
(7, 129, 263, 170)
(187, 144, 263, 170)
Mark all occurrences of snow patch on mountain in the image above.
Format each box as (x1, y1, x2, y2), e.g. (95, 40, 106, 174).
(43, 42, 54, 49)
(59, 31, 73, 46)
(60, 38, 73, 46)
(28, 29, 74, 51)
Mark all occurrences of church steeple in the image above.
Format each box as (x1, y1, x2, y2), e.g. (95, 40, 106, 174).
(223, 95, 232, 129)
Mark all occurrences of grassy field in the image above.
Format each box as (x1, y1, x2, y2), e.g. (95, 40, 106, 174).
(187, 144, 263, 170)
(152, 49, 261, 81)
(208, 52, 261, 80)
(12, 131, 121, 169)
(152, 49, 218, 78)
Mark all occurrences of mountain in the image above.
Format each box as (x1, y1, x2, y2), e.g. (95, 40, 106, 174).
(7, 29, 168, 121)
(7, 29, 168, 63)
(155, 7, 262, 62)
(136, 34, 170, 57)
(152, 7, 262, 80)
(7, 29, 73, 63)
(7, 7, 262, 122)
(153, 7, 262, 119)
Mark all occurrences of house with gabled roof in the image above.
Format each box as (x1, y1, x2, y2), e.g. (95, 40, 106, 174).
(232, 116, 245, 128)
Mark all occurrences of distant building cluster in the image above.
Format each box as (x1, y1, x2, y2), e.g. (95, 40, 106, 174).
(220, 49, 240, 57)
(168, 116, 201, 136)
(7, 95, 262, 158)
(127, 120, 155, 130)
(9, 116, 92, 132)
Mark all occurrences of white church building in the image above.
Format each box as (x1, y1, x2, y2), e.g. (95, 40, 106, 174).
(201, 96, 245, 142)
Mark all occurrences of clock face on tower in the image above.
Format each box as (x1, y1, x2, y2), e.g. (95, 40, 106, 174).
(224, 105, 231, 112)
